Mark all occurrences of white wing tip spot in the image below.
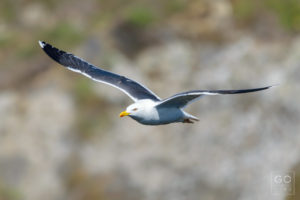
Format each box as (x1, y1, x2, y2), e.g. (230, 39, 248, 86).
(38, 40, 45, 48)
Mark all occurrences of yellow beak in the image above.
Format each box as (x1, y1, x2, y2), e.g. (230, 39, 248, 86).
(119, 111, 130, 117)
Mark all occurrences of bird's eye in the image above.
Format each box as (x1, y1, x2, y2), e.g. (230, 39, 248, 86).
(132, 108, 138, 111)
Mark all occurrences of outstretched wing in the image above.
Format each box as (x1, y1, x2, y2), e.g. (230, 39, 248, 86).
(39, 41, 160, 102)
(156, 86, 273, 108)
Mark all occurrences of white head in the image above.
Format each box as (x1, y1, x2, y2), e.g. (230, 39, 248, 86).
(119, 100, 157, 120)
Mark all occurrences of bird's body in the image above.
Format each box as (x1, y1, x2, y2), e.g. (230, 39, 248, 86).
(124, 99, 189, 125)
(39, 41, 273, 125)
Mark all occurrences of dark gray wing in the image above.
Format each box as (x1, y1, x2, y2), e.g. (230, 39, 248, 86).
(39, 41, 160, 102)
(156, 86, 273, 108)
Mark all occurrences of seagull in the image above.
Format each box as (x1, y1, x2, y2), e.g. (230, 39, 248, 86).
(39, 41, 272, 125)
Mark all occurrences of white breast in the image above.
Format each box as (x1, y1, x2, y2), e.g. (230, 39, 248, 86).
(130, 100, 184, 125)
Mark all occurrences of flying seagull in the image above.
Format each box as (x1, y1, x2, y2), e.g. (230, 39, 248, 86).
(39, 41, 272, 125)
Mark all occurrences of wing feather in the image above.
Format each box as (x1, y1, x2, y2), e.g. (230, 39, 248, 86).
(39, 41, 160, 102)
(156, 86, 273, 108)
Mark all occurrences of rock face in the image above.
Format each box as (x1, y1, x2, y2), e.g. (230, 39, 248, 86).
(0, 88, 74, 200)
(1, 35, 300, 200)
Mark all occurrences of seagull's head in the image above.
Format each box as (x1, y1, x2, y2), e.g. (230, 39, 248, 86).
(119, 100, 156, 119)
(119, 103, 144, 118)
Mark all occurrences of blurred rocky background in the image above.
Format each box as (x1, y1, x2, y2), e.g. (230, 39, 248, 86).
(0, 0, 300, 200)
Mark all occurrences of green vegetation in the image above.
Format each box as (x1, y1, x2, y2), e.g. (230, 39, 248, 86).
(73, 78, 112, 140)
(126, 7, 156, 27)
(232, 0, 258, 23)
(164, 0, 186, 14)
(0, 0, 17, 22)
(232, 0, 300, 31)
(267, 0, 300, 31)
(0, 184, 22, 200)
(73, 78, 99, 139)
(16, 45, 38, 59)
(0, 34, 16, 48)
(73, 78, 96, 105)
(42, 22, 84, 47)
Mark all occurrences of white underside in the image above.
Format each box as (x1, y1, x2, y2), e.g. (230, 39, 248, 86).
(126, 99, 196, 125)
(130, 108, 184, 125)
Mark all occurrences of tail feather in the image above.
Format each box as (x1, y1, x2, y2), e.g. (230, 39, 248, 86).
(183, 112, 199, 123)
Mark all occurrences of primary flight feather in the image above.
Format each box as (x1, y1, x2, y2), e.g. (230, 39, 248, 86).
(39, 41, 272, 125)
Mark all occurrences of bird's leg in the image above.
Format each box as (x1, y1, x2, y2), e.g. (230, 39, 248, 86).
(183, 119, 194, 123)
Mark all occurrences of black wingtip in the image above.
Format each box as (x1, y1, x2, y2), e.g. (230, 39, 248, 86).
(210, 85, 276, 95)
(38, 41, 54, 52)
(261, 84, 278, 91)
(38, 40, 68, 64)
(233, 85, 274, 94)
(38, 40, 46, 48)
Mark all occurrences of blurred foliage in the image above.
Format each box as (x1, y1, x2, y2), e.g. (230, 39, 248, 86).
(266, 0, 300, 31)
(126, 7, 156, 27)
(0, 0, 17, 22)
(73, 78, 100, 139)
(0, 34, 15, 49)
(42, 22, 84, 46)
(0, 0, 298, 61)
(164, 0, 186, 14)
(73, 78, 96, 105)
(124, 0, 186, 28)
(232, 0, 300, 31)
(231, 0, 259, 23)
(16, 45, 38, 59)
(72, 78, 112, 140)
(64, 164, 108, 200)
(0, 184, 22, 200)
